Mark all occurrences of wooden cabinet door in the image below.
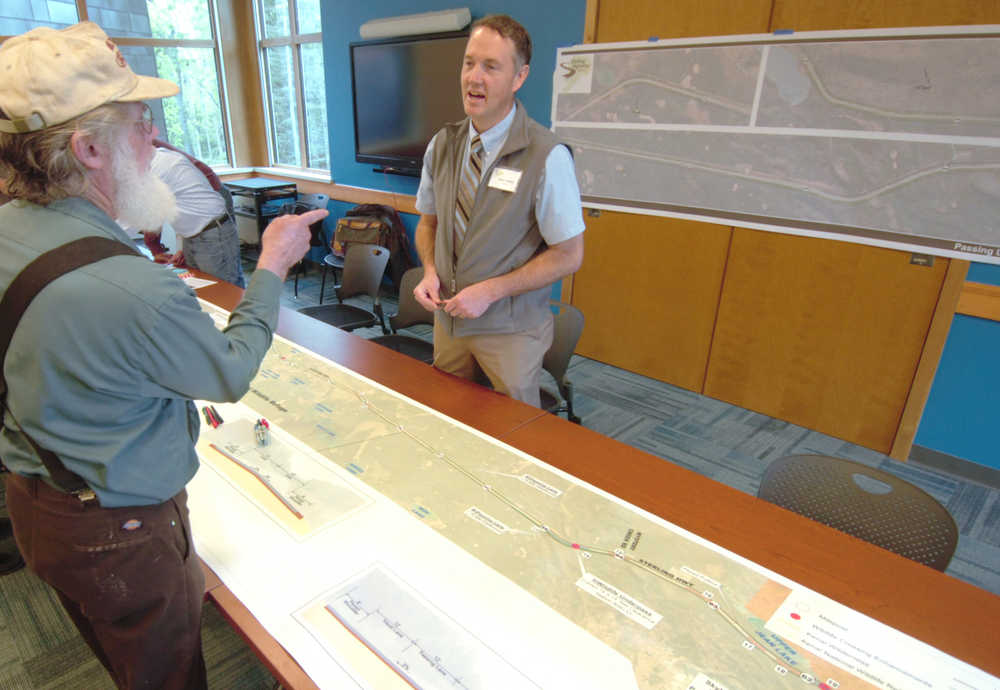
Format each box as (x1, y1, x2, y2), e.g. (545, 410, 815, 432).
(573, 212, 731, 392)
(593, 0, 772, 42)
(704, 229, 949, 453)
(770, 0, 1000, 32)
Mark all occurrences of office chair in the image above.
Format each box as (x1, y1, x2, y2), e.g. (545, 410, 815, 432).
(317, 212, 397, 304)
(298, 243, 390, 334)
(540, 301, 584, 424)
(757, 454, 958, 571)
(369, 267, 435, 364)
(318, 252, 345, 304)
(289, 193, 330, 298)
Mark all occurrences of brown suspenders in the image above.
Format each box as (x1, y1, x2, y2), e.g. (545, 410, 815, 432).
(0, 237, 141, 499)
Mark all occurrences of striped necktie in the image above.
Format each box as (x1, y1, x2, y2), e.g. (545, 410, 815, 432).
(454, 134, 483, 253)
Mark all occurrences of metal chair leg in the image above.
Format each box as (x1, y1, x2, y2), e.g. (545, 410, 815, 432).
(564, 382, 581, 424)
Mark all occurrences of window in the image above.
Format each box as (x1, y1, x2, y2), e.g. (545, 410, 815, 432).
(0, 1, 232, 167)
(255, 0, 329, 171)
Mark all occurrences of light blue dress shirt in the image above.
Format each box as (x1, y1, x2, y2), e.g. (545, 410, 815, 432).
(416, 103, 585, 245)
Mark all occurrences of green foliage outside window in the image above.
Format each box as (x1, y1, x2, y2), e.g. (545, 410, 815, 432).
(258, 0, 328, 171)
(266, 45, 300, 166)
(146, 0, 211, 39)
(7, 0, 328, 171)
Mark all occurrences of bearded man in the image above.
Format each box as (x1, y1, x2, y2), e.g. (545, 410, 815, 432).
(0, 22, 325, 689)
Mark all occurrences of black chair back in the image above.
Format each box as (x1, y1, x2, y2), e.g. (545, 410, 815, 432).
(758, 454, 959, 571)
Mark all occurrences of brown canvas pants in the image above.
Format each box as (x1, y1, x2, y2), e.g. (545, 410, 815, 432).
(5, 473, 207, 690)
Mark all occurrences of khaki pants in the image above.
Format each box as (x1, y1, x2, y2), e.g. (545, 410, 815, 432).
(433, 314, 553, 407)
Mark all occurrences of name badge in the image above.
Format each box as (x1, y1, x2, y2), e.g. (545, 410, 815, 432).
(488, 167, 522, 193)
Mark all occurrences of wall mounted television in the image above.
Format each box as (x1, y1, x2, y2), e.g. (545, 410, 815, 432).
(350, 31, 469, 178)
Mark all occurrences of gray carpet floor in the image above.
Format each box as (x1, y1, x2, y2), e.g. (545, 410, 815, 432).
(1, 254, 996, 688)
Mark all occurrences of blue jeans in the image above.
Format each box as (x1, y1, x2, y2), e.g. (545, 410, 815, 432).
(183, 217, 246, 288)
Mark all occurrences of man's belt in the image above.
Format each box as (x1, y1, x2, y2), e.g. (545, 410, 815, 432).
(200, 212, 231, 234)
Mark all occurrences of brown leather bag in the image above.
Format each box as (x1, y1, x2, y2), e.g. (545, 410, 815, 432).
(332, 204, 414, 290)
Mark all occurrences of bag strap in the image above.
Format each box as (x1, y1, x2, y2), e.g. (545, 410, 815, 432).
(0, 236, 140, 496)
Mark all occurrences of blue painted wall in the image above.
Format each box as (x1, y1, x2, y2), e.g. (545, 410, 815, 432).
(319, 0, 586, 194)
(915, 262, 1000, 470)
(316, 1, 585, 292)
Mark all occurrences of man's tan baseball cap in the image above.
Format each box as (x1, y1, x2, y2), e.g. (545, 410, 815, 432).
(0, 21, 179, 134)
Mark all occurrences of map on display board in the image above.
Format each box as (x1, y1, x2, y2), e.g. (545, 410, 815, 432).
(551, 26, 1000, 264)
(188, 300, 997, 690)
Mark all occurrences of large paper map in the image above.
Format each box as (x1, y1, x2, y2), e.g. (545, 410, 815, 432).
(188, 301, 996, 689)
(552, 27, 1000, 264)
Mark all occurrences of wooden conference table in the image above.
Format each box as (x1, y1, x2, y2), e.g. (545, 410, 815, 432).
(194, 276, 1000, 688)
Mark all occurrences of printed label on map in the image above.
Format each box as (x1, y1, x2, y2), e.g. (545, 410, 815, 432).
(686, 672, 730, 690)
(765, 592, 945, 690)
(556, 53, 594, 94)
(520, 474, 562, 497)
(681, 566, 721, 589)
(576, 573, 662, 629)
(464, 507, 508, 535)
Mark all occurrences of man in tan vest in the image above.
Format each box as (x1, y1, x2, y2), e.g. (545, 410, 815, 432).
(413, 14, 585, 406)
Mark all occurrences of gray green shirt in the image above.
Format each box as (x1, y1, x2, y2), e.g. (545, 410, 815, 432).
(0, 197, 281, 507)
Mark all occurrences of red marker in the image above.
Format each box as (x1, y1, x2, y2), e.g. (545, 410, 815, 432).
(255, 418, 271, 446)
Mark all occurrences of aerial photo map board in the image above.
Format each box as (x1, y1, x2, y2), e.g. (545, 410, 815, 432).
(551, 26, 1000, 264)
(187, 301, 997, 690)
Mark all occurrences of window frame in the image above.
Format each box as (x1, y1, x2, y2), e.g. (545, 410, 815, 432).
(0, 0, 236, 169)
(254, 0, 328, 173)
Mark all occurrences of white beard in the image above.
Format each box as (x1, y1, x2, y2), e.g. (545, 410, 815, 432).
(112, 142, 178, 231)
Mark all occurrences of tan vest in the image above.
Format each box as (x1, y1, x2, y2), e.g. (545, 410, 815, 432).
(431, 102, 562, 336)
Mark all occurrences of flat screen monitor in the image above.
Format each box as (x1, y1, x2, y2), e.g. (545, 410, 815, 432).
(350, 31, 469, 177)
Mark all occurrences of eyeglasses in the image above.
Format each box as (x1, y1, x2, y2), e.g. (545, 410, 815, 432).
(135, 103, 154, 135)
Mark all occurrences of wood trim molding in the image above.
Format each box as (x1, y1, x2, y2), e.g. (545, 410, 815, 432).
(889, 258, 970, 460)
(321, 181, 418, 215)
(956, 281, 1000, 322)
(219, 173, 418, 215)
(559, 274, 575, 303)
(218, 0, 268, 166)
(584, 0, 600, 43)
